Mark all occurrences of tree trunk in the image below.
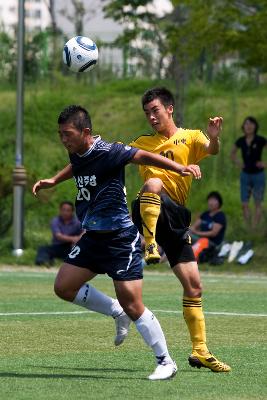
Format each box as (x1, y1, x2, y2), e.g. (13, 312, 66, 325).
(171, 54, 186, 126)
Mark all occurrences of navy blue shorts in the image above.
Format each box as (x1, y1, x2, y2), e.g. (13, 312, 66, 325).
(64, 225, 143, 281)
(240, 171, 265, 203)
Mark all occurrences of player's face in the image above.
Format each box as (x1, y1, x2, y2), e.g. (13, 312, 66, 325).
(58, 122, 91, 154)
(143, 99, 173, 133)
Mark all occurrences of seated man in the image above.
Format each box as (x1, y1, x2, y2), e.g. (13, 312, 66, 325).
(35, 201, 83, 266)
(190, 191, 226, 259)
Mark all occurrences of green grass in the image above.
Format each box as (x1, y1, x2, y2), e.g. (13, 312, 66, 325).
(0, 268, 267, 400)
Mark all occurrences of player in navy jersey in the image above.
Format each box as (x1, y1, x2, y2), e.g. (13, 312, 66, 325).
(33, 105, 201, 380)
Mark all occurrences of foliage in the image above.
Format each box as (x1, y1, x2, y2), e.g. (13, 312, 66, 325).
(102, 0, 267, 123)
(59, 0, 98, 36)
(102, 0, 168, 78)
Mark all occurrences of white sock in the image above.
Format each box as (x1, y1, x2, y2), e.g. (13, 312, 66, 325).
(73, 283, 123, 317)
(134, 308, 172, 364)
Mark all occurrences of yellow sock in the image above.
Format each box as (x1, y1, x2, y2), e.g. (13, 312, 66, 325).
(183, 296, 208, 356)
(140, 192, 161, 246)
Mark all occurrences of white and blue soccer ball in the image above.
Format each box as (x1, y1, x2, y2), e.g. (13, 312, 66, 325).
(63, 36, 98, 73)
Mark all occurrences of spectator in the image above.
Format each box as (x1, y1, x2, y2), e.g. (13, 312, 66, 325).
(35, 201, 83, 266)
(231, 116, 266, 228)
(190, 191, 226, 259)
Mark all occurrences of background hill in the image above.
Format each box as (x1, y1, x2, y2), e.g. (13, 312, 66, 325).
(0, 77, 266, 267)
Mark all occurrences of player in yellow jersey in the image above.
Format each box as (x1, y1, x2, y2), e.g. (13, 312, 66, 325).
(130, 87, 231, 373)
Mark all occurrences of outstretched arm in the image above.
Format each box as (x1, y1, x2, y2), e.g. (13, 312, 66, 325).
(205, 117, 223, 155)
(131, 149, 201, 179)
(32, 164, 73, 196)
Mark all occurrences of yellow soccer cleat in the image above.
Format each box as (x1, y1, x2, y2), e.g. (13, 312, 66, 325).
(188, 352, 231, 373)
(144, 243, 161, 265)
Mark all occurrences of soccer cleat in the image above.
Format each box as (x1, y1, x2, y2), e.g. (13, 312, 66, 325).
(144, 243, 161, 265)
(188, 352, 231, 372)
(148, 361, 177, 381)
(114, 311, 131, 346)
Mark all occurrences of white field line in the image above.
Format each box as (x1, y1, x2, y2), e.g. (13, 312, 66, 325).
(0, 271, 267, 285)
(0, 309, 266, 318)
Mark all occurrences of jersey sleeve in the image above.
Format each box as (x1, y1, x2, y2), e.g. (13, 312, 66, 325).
(213, 211, 226, 226)
(129, 138, 138, 147)
(235, 137, 242, 147)
(108, 142, 139, 169)
(129, 137, 145, 150)
(200, 211, 207, 220)
(192, 130, 210, 163)
(50, 217, 60, 234)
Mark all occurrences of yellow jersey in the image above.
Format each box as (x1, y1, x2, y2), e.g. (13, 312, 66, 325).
(129, 128, 209, 205)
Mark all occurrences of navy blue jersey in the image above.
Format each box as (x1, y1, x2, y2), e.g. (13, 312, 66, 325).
(69, 136, 138, 231)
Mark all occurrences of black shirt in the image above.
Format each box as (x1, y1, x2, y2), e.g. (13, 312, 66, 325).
(200, 211, 226, 246)
(235, 135, 266, 174)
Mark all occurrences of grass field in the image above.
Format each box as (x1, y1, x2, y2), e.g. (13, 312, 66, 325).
(1, 268, 267, 400)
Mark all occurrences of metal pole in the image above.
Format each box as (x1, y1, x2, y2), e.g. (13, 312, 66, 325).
(13, 0, 27, 256)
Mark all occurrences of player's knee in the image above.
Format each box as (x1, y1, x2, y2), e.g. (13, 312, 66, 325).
(142, 178, 163, 194)
(185, 282, 202, 298)
(122, 301, 144, 321)
(54, 281, 72, 301)
(242, 203, 249, 210)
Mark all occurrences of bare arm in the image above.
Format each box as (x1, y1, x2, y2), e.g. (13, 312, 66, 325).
(32, 164, 73, 196)
(255, 142, 267, 169)
(190, 217, 202, 234)
(230, 145, 243, 168)
(192, 222, 223, 239)
(131, 149, 201, 179)
(54, 231, 84, 245)
(205, 117, 223, 155)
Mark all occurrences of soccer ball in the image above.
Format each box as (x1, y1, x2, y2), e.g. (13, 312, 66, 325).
(63, 36, 98, 73)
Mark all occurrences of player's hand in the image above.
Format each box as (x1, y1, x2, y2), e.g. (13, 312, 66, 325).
(180, 164, 201, 179)
(32, 178, 56, 196)
(207, 117, 223, 139)
(256, 161, 265, 169)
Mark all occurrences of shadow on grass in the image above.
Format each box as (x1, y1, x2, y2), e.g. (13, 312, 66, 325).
(26, 365, 140, 373)
(0, 370, 147, 381)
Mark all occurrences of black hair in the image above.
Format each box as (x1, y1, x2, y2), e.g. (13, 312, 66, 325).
(60, 201, 75, 210)
(207, 191, 223, 207)
(58, 105, 92, 131)
(241, 116, 259, 134)
(142, 87, 175, 110)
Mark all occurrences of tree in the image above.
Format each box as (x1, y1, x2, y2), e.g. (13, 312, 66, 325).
(60, 0, 97, 36)
(102, 0, 169, 78)
(0, 31, 16, 83)
(103, 0, 267, 123)
(44, 0, 61, 78)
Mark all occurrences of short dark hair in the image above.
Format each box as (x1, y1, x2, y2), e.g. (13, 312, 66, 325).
(241, 116, 259, 134)
(58, 105, 92, 131)
(142, 87, 175, 110)
(60, 201, 74, 210)
(207, 191, 223, 207)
